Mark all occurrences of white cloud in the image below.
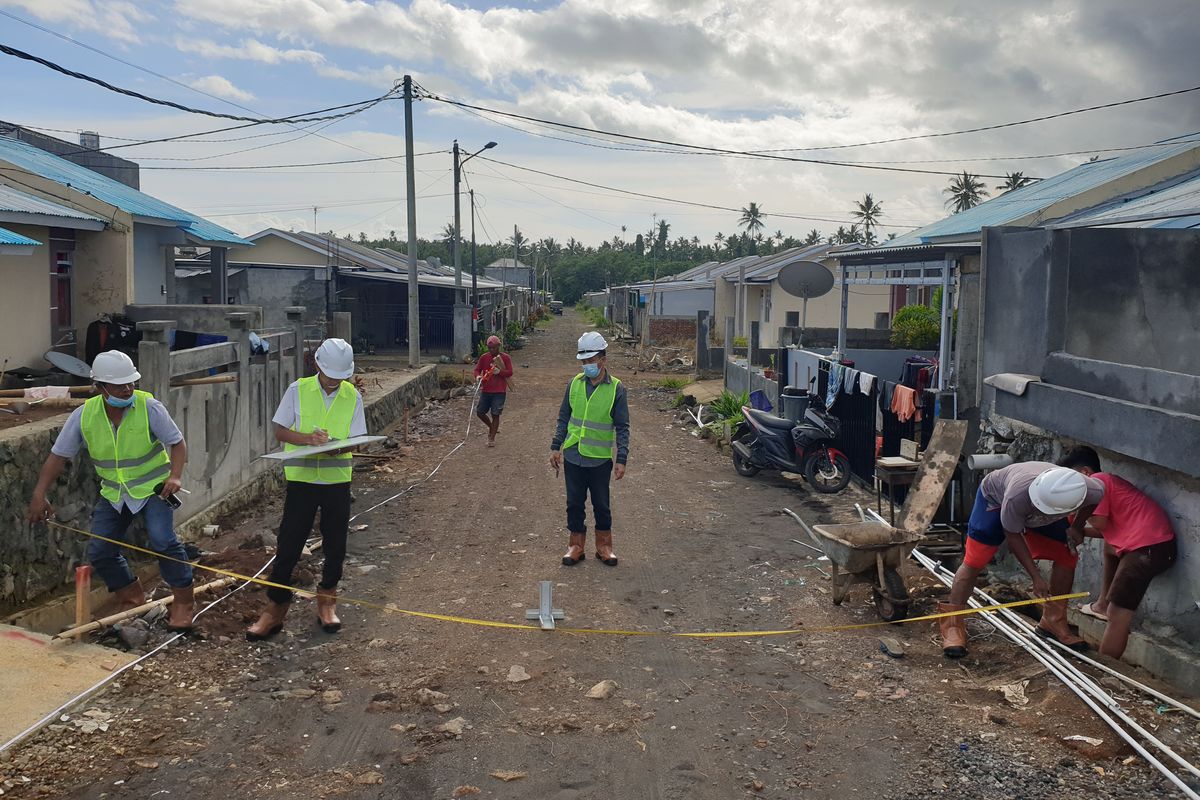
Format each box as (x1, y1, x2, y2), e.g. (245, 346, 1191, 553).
(1, 0, 151, 43)
(188, 74, 256, 102)
(173, 37, 325, 65)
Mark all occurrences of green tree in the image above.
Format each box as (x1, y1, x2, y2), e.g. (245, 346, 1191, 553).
(996, 172, 1032, 193)
(850, 193, 884, 243)
(738, 202, 765, 237)
(803, 229, 823, 246)
(944, 171, 990, 213)
(891, 303, 941, 349)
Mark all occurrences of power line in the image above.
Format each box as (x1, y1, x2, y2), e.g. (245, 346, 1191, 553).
(419, 90, 1015, 179)
(139, 150, 447, 170)
(0, 42, 399, 125)
(472, 156, 916, 229)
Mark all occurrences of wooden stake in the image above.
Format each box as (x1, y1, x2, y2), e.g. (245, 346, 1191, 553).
(403, 407, 410, 443)
(73, 565, 92, 640)
(171, 374, 238, 387)
(53, 576, 236, 640)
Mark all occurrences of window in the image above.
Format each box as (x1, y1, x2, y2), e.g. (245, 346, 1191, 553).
(48, 229, 75, 349)
(785, 311, 800, 327)
(875, 312, 890, 330)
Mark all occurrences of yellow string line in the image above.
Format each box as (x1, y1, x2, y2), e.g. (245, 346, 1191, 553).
(51, 521, 1086, 638)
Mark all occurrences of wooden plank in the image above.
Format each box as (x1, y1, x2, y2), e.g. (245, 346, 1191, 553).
(169, 342, 238, 377)
(895, 419, 968, 534)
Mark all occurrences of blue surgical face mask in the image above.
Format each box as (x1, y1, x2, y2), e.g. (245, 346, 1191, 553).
(104, 393, 135, 408)
(582, 363, 601, 379)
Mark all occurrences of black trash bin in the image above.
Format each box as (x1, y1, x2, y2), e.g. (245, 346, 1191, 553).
(779, 386, 810, 422)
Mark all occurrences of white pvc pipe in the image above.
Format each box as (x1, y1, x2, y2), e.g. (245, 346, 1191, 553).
(965, 453, 1014, 471)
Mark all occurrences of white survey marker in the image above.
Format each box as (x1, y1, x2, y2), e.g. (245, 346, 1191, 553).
(259, 435, 387, 460)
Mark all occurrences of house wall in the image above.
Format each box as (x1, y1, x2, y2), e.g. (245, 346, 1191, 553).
(132, 224, 187, 305)
(176, 266, 327, 330)
(975, 225, 1200, 647)
(0, 222, 53, 366)
(73, 223, 133, 350)
(650, 286, 713, 316)
(647, 316, 697, 345)
(225, 235, 331, 267)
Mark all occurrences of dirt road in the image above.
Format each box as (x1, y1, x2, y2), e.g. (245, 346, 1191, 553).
(3, 311, 1193, 799)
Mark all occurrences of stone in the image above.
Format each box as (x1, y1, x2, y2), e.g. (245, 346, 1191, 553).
(490, 770, 527, 782)
(507, 665, 532, 683)
(434, 717, 468, 737)
(321, 690, 343, 705)
(115, 623, 151, 649)
(415, 688, 448, 705)
(453, 786, 481, 797)
(586, 680, 618, 700)
(355, 771, 384, 785)
(433, 703, 454, 713)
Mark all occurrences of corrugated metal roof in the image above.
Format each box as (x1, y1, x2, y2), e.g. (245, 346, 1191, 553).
(1049, 168, 1200, 230)
(0, 134, 251, 246)
(741, 243, 836, 281)
(0, 183, 105, 222)
(0, 225, 40, 246)
(339, 266, 506, 290)
(885, 135, 1200, 248)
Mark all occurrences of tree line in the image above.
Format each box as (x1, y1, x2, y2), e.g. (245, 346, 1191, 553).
(334, 171, 1034, 303)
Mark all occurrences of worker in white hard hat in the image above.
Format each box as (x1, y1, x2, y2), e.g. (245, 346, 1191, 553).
(27, 350, 195, 631)
(549, 330, 629, 567)
(938, 462, 1104, 659)
(247, 338, 367, 640)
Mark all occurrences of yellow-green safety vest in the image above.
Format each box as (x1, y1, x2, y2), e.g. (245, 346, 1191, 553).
(283, 376, 358, 484)
(80, 390, 172, 504)
(561, 373, 620, 460)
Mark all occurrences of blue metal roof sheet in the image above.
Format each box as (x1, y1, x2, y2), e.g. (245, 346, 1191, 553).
(885, 136, 1200, 248)
(0, 135, 251, 246)
(1051, 168, 1200, 230)
(0, 183, 106, 222)
(0, 225, 40, 245)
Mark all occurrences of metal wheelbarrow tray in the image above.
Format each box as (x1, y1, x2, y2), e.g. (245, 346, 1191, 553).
(810, 522, 923, 622)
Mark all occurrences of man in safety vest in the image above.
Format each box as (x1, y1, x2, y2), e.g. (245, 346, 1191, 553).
(247, 338, 366, 640)
(550, 331, 630, 566)
(27, 351, 194, 631)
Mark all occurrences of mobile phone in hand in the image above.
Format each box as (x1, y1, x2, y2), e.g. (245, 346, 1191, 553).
(153, 483, 183, 509)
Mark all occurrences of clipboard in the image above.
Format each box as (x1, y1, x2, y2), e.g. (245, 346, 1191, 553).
(259, 435, 387, 460)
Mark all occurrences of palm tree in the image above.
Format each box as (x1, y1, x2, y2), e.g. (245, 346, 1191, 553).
(803, 229, 822, 246)
(944, 172, 989, 213)
(510, 227, 526, 261)
(850, 193, 884, 242)
(440, 222, 457, 249)
(714, 232, 725, 250)
(738, 202, 765, 237)
(996, 172, 1032, 193)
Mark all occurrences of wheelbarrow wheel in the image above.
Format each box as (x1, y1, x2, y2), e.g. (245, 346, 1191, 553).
(872, 568, 910, 623)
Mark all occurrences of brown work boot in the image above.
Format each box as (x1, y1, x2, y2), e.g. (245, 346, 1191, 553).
(166, 586, 196, 632)
(112, 578, 147, 612)
(595, 530, 618, 567)
(938, 602, 969, 658)
(1035, 600, 1089, 651)
(562, 533, 586, 566)
(316, 588, 341, 633)
(246, 601, 289, 641)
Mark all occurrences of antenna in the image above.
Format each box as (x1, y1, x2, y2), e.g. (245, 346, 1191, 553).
(776, 260, 835, 346)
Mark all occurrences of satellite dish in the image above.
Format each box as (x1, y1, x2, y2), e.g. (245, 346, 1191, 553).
(775, 261, 835, 346)
(776, 260, 834, 299)
(44, 350, 93, 378)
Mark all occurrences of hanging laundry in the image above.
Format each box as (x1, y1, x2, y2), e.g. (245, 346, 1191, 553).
(881, 380, 897, 411)
(859, 372, 876, 395)
(891, 384, 918, 423)
(843, 367, 860, 395)
(825, 363, 844, 408)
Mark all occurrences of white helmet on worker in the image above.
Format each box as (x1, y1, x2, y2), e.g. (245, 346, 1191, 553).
(1029, 467, 1089, 515)
(576, 331, 609, 360)
(314, 338, 355, 380)
(91, 350, 140, 384)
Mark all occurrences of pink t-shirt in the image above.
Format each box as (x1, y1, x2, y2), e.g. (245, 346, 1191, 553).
(1092, 472, 1174, 556)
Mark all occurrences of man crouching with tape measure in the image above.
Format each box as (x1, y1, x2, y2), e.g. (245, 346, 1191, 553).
(247, 339, 366, 640)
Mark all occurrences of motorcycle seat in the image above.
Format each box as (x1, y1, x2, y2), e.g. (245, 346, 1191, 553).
(745, 407, 795, 431)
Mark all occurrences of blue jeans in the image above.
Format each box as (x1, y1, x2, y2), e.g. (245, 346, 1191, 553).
(87, 497, 194, 591)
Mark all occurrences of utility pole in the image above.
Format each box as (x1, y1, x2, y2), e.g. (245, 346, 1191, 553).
(312, 206, 317, 233)
(452, 140, 496, 360)
(403, 75, 420, 368)
(469, 188, 478, 337)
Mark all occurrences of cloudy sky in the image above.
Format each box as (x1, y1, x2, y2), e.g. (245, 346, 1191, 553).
(2, 0, 1198, 247)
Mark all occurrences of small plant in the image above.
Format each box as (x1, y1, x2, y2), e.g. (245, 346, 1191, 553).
(438, 370, 471, 389)
(669, 392, 689, 409)
(710, 389, 750, 422)
(769, 353, 776, 370)
(504, 321, 523, 347)
(733, 336, 748, 349)
(890, 304, 940, 349)
(655, 376, 693, 391)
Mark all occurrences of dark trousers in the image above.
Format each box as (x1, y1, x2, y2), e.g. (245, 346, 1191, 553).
(564, 460, 612, 533)
(267, 481, 351, 604)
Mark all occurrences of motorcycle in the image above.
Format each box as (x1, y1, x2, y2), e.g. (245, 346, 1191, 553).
(729, 387, 852, 494)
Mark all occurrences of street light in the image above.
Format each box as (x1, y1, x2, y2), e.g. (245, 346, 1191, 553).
(453, 139, 497, 360)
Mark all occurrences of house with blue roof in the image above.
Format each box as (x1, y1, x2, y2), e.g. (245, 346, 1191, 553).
(0, 128, 250, 368)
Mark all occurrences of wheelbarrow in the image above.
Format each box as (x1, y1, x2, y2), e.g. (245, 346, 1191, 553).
(807, 522, 923, 622)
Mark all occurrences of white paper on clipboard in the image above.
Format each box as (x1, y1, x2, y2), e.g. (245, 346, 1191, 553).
(259, 435, 387, 460)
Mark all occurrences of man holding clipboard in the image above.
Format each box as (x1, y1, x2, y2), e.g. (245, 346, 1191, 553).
(247, 338, 366, 640)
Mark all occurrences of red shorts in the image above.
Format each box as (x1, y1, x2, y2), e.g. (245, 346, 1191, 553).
(963, 530, 1078, 570)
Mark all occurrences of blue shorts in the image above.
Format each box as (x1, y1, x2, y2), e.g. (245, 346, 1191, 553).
(966, 487, 1069, 546)
(476, 392, 506, 416)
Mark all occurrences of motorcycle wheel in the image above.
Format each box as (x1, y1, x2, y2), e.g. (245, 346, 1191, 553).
(732, 434, 761, 477)
(803, 450, 851, 493)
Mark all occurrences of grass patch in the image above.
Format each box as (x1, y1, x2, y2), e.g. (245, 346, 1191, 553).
(438, 369, 472, 389)
(654, 376, 693, 391)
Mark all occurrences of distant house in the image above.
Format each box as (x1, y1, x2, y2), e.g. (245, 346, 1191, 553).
(484, 258, 536, 290)
(0, 130, 249, 368)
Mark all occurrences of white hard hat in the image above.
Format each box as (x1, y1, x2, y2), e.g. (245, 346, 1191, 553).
(314, 338, 355, 380)
(1029, 467, 1089, 516)
(91, 350, 140, 384)
(576, 331, 609, 360)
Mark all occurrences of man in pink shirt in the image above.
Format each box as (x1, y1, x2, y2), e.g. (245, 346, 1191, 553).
(473, 335, 513, 447)
(1058, 446, 1177, 659)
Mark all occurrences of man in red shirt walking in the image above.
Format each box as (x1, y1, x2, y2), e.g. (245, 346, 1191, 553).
(1058, 446, 1177, 659)
(473, 334, 513, 447)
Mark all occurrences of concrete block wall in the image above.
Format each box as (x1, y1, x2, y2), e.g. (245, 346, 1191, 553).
(648, 316, 697, 345)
